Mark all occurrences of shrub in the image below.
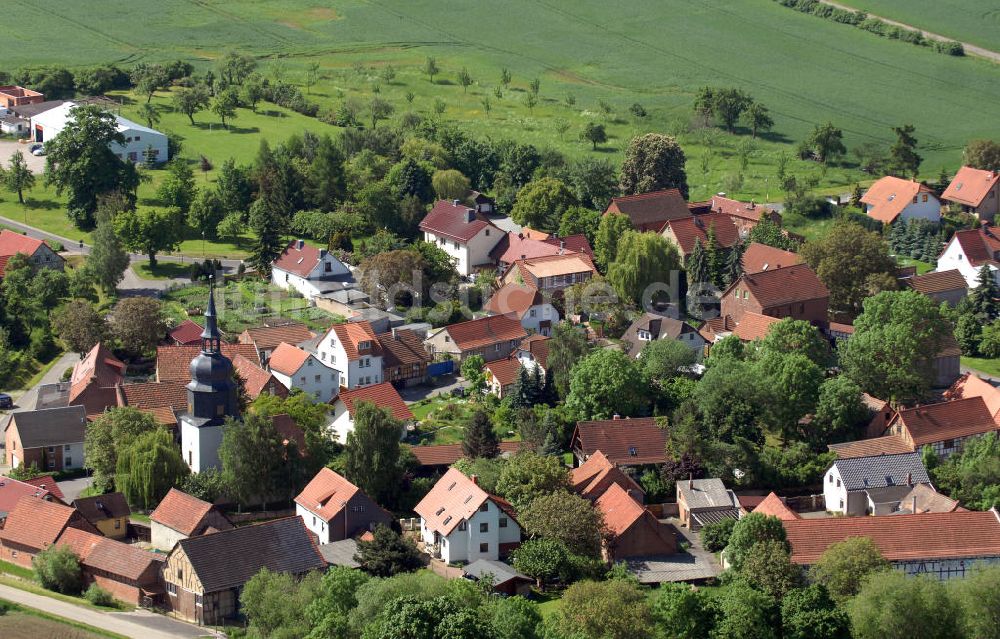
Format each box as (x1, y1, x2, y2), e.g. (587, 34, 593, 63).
(33, 545, 83, 594)
(0, 600, 8, 615)
(48, 240, 64, 252)
(85, 583, 116, 607)
(701, 517, 736, 553)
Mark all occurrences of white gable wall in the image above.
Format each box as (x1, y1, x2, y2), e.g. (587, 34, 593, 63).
(269, 356, 339, 402)
(421, 498, 521, 564)
(937, 238, 1000, 289)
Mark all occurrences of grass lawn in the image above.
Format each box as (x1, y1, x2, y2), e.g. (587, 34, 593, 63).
(0, 560, 34, 581)
(0, 600, 127, 639)
(833, 0, 1000, 53)
(896, 257, 936, 274)
(1, 347, 66, 395)
(0, 575, 133, 613)
(961, 356, 1000, 378)
(131, 261, 196, 280)
(408, 396, 478, 445)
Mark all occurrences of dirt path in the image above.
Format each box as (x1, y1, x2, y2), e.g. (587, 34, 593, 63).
(818, 0, 1000, 64)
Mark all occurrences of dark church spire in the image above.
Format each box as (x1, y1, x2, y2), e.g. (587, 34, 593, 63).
(200, 277, 222, 354)
(187, 280, 238, 423)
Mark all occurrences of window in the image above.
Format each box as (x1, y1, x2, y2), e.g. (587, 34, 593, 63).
(836, 479, 841, 488)
(300, 376, 306, 383)
(114, 518, 121, 530)
(839, 499, 844, 509)
(913, 196, 918, 204)
(176, 568, 182, 580)
(307, 359, 313, 366)
(196, 594, 203, 607)
(944, 439, 956, 449)
(628, 446, 637, 457)
(188, 451, 192, 465)
(485, 229, 490, 236)
(499, 518, 508, 528)
(459, 521, 467, 531)
(135, 135, 141, 141)
(480, 522, 489, 533)
(530, 309, 536, 317)
(65, 457, 72, 467)
(479, 543, 489, 553)
(167, 582, 177, 596)
(48, 446, 54, 453)
(495, 343, 501, 352)
(48, 459, 55, 469)
(922, 194, 929, 202)
(216, 404, 225, 416)
(315, 375, 321, 383)
(828, 474, 833, 483)
(325, 262, 332, 272)
(743, 291, 749, 299)
(313, 516, 317, 526)
(479, 502, 488, 512)
(64, 444, 71, 451)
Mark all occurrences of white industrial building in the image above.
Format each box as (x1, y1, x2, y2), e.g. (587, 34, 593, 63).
(30, 101, 169, 164)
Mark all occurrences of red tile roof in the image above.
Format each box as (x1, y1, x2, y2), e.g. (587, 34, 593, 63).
(740, 242, 802, 275)
(294, 468, 362, 522)
(156, 344, 258, 382)
(595, 482, 646, 537)
(594, 483, 676, 556)
(420, 200, 498, 243)
(414, 468, 504, 535)
(942, 166, 1000, 208)
(543, 234, 593, 256)
(828, 435, 914, 459)
(0, 255, 10, 279)
(751, 492, 800, 520)
(0, 477, 59, 516)
(271, 240, 327, 278)
(732, 312, 782, 342)
(519, 335, 550, 369)
(0, 229, 45, 258)
(892, 397, 999, 446)
(571, 450, 645, 501)
(333, 382, 413, 422)
(443, 314, 527, 352)
(512, 253, 596, 280)
(948, 225, 1000, 268)
(605, 189, 691, 231)
(377, 329, 431, 368)
(266, 342, 312, 376)
(783, 510, 1000, 564)
(708, 196, 768, 222)
(72, 492, 130, 522)
(151, 488, 227, 536)
(233, 354, 288, 399)
(728, 263, 829, 308)
(117, 382, 188, 414)
(573, 417, 668, 465)
(861, 177, 936, 224)
(407, 441, 527, 467)
(69, 342, 125, 405)
(944, 373, 1000, 418)
(20, 475, 64, 501)
(239, 322, 314, 352)
(662, 213, 740, 255)
(328, 321, 380, 362)
(0, 497, 85, 550)
(483, 282, 545, 319)
(906, 270, 968, 295)
(485, 357, 524, 389)
(494, 233, 571, 264)
(169, 320, 204, 345)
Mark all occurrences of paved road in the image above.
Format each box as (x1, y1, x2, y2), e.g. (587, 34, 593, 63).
(818, 0, 1000, 64)
(57, 475, 95, 502)
(0, 583, 212, 639)
(6, 350, 78, 406)
(961, 364, 1000, 384)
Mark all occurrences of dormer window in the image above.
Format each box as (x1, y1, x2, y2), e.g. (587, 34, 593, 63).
(436, 507, 446, 516)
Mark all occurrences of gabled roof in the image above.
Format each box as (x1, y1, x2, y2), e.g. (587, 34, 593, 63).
(169, 320, 204, 345)
(751, 492, 800, 520)
(740, 242, 801, 275)
(0, 496, 87, 550)
(898, 483, 960, 514)
(20, 476, 64, 501)
(605, 189, 691, 230)
(440, 314, 527, 351)
(512, 253, 596, 279)
(727, 263, 829, 308)
(518, 334, 550, 369)
(328, 321, 381, 361)
(828, 435, 913, 459)
(543, 234, 593, 256)
(941, 166, 1000, 208)
(295, 468, 367, 522)
(621, 313, 699, 356)
(483, 282, 545, 319)
(332, 382, 413, 422)
(570, 450, 645, 501)
(463, 559, 530, 585)
(861, 177, 936, 224)
(595, 482, 647, 537)
(60, 528, 163, 581)
(485, 357, 524, 389)
(832, 452, 929, 491)
(69, 343, 125, 407)
(72, 492, 130, 523)
(708, 195, 768, 222)
(677, 478, 738, 510)
(732, 312, 782, 342)
(414, 468, 492, 536)
(233, 354, 287, 399)
(906, 269, 968, 295)
(892, 397, 999, 446)
(492, 232, 586, 264)
(156, 344, 258, 382)
(6, 406, 87, 447)
(419, 200, 498, 243)
(377, 329, 431, 368)
(945, 225, 1000, 268)
(0, 477, 58, 517)
(662, 213, 740, 255)
(267, 342, 312, 376)
(271, 240, 330, 278)
(407, 441, 527, 467)
(151, 488, 231, 536)
(0, 229, 46, 257)
(117, 382, 187, 415)
(573, 417, 668, 465)
(783, 510, 1000, 564)
(239, 322, 314, 352)
(178, 517, 326, 593)
(943, 373, 1000, 418)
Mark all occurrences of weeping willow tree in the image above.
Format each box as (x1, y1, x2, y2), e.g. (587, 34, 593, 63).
(115, 428, 189, 510)
(606, 230, 682, 307)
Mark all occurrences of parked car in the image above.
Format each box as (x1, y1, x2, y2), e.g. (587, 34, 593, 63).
(0, 393, 13, 409)
(29, 143, 45, 156)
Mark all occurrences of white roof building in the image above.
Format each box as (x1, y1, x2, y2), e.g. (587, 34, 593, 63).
(31, 102, 169, 164)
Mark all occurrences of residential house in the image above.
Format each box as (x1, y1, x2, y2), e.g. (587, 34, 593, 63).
(698, 312, 783, 349)
(941, 166, 1000, 221)
(56, 528, 164, 605)
(462, 559, 532, 596)
(483, 282, 558, 335)
(661, 213, 740, 261)
(420, 199, 502, 276)
(861, 176, 941, 225)
(467, 190, 497, 215)
(943, 372, 1000, 418)
(720, 263, 829, 326)
(267, 342, 338, 402)
(879, 397, 1000, 459)
(67, 342, 125, 414)
(328, 382, 413, 443)
(597, 483, 676, 560)
(603, 189, 691, 232)
(414, 468, 522, 564)
(570, 450, 645, 502)
(0, 229, 64, 278)
(823, 452, 931, 516)
(149, 488, 234, 552)
(115, 381, 188, 430)
(490, 231, 592, 274)
(232, 354, 289, 399)
(377, 328, 432, 387)
(702, 195, 782, 237)
(237, 320, 315, 365)
(270, 240, 351, 301)
(0, 477, 62, 526)
(740, 242, 801, 275)
(499, 253, 596, 293)
(828, 435, 914, 459)
(676, 478, 742, 531)
(424, 314, 527, 363)
(905, 269, 968, 306)
(167, 320, 205, 346)
(570, 416, 668, 469)
(621, 312, 703, 358)
(0, 497, 98, 568)
(72, 493, 130, 540)
(783, 510, 1000, 580)
(515, 334, 550, 371)
(936, 224, 1000, 288)
(407, 442, 528, 474)
(315, 321, 384, 389)
(4, 405, 86, 471)
(751, 492, 800, 521)
(294, 468, 393, 544)
(31, 101, 168, 163)
(162, 517, 326, 625)
(0, 85, 44, 108)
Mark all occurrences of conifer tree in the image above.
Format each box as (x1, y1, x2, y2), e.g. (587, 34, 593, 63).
(527, 365, 544, 406)
(970, 265, 1000, 320)
(705, 224, 724, 288)
(508, 365, 535, 410)
(463, 410, 499, 459)
(686, 237, 709, 286)
(724, 241, 745, 287)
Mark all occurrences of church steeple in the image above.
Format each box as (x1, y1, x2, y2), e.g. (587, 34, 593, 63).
(200, 278, 222, 354)
(186, 282, 238, 423)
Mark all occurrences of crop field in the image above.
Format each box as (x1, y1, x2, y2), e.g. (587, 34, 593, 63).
(832, 0, 1000, 53)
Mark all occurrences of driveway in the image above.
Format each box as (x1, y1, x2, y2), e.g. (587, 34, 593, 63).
(0, 140, 46, 173)
(399, 375, 466, 403)
(624, 517, 723, 583)
(57, 475, 95, 502)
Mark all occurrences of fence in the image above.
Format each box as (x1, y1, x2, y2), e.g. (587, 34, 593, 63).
(427, 360, 455, 377)
(784, 494, 826, 513)
(226, 508, 296, 524)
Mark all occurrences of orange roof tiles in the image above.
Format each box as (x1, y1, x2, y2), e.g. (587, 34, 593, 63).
(861, 177, 936, 224)
(751, 492, 800, 520)
(729, 263, 829, 309)
(519, 334, 550, 369)
(708, 195, 769, 222)
(239, 322, 314, 352)
(944, 373, 1000, 418)
(443, 314, 527, 351)
(267, 342, 312, 376)
(906, 270, 968, 296)
(514, 253, 596, 279)
(740, 242, 802, 275)
(69, 343, 125, 408)
(329, 321, 380, 362)
(20, 475, 64, 501)
(662, 213, 740, 255)
(377, 329, 431, 368)
(0, 477, 59, 516)
(604, 189, 691, 231)
(573, 417, 668, 465)
(732, 312, 782, 342)
(420, 200, 498, 243)
(828, 435, 914, 459)
(485, 357, 524, 389)
(947, 225, 1000, 269)
(233, 354, 287, 399)
(0, 497, 85, 550)
(118, 382, 188, 413)
(271, 240, 329, 278)
(483, 282, 545, 319)
(571, 450, 645, 501)
(942, 166, 1000, 208)
(156, 344, 258, 382)
(294, 468, 361, 522)
(150, 488, 220, 536)
(595, 482, 647, 537)
(415, 468, 508, 535)
(893, 397, 999, 446)
(0, 229, 46, 257)
(334, 382, 413, 422)
(493, 232, 582, 264)
(57, 527, 162, 581)
(783, 510, 1000, 564)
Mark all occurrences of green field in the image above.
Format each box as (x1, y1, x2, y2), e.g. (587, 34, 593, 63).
(834, 1, 1000, 53)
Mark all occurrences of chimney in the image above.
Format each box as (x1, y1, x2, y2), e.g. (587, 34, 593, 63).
(688, 473, 694, 490)
(560, 239, 565, 251)
(453, 199, 461, 206)
(470, 475, 478, 486)
(319, 249, 327, 259)
(296, 239, 305, 250)
(391, 327, 399, 340)
(612, 413, 620, 420)
(911, 495, 918, 514)
(906, 472, 912, 487)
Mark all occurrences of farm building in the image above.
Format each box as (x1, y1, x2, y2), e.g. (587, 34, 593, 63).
(30, 101, 168, 163)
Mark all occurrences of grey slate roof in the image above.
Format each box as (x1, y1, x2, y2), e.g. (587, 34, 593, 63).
(678, 478, 738, 510)
(318, 538, 361, 568)
(692, 508, 741, 528)
(178, 517, 326, 593)
(833, 452, 930, 492)
(6, 405, 87, 448)
(463, 559, 530, 585)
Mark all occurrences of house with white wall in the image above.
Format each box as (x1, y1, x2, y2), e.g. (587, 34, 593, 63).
(419, 199, 501, 276)
(267, 342, 339, 402)
(30, 101, 168, 163)
(861, 176, 940, 225)
(941, 166, 1000, 222)
(482, 282, 559, 336)
(937, 225, 1000, 288)
(271, 240, 352, 301)
(294, 468, 392, 544)
(328, 382, 413, 443)
(823, 452, 931, 516)
(315, 321, 383, 389)
(414, 468, 522, 564)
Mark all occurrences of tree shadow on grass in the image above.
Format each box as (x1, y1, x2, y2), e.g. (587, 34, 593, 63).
(25, 198, 60, 211)
(226, 125, 261, 135)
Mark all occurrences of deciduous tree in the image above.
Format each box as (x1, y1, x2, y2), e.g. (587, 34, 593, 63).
(606, 230, 682, 306)
(52, 300, 106, 355)
(963, 139, 1000, 172)
(113, 206, 184, 267)
(1, 150, 35, 204)
(594, 211, 633, 271)
(619, 133, 689, 199)
(110, 297, 166, 356)
(566, 348, 646, 420)
(33, 545, 83, 594)
(848, 570, 961, 639)
(84, 407, 158, 492)
(781, 585, 851, 639)
(219, 412, 285, 508)
(355, 524, 424, 577)
(520, 491, 604, 557)
(510, 177, 578, 232)
(580, 122, 607, 150)
(172, 85, 211, 125)
(495, 451, 570, 511)
(806, 122, 846, 164)
(156, 159, 198, 213)
(115, 428, 189, 509)
(552, 579, 652, 639)
(724, 512, 788, 572)
(345, 401, 403, 507)
(808, 536, 889, 602)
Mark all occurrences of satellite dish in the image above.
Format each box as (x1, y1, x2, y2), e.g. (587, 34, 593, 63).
(733, 468, 745, 479)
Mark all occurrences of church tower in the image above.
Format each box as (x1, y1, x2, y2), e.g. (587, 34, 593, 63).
(180, 283, 238, 472)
